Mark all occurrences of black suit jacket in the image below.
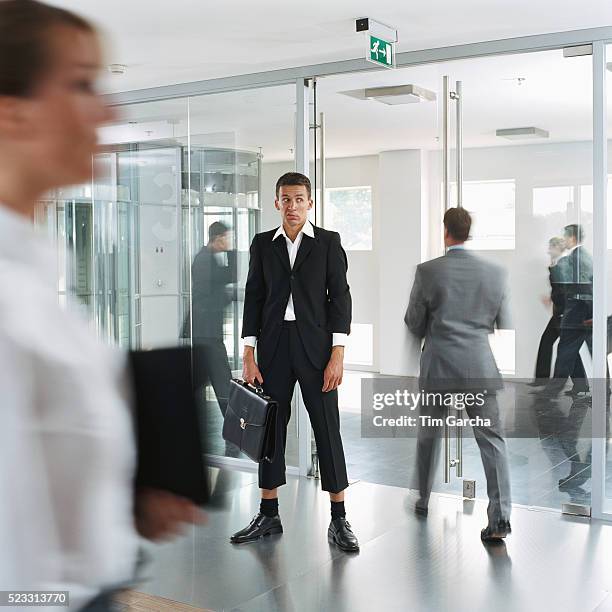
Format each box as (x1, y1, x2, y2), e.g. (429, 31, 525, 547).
(191, 247, 237, 339)
(548, 265, 565, 318)
(241, 225, 351, 370)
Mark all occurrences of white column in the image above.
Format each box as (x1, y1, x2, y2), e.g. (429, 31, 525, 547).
(378, 150, 429, 376)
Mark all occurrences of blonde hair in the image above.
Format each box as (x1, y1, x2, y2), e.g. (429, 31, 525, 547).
(549, 236, 565, 250)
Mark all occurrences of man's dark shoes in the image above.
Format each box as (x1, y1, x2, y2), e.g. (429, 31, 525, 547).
(481, 519, 512, 542)
(230, 512, 283, 544)
(328, 517, 360, 552)
(559, 467, 591, 489)
(527, 380, 545, 388)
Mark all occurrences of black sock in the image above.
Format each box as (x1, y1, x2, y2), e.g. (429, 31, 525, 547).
(331, 500, 346, 521)
(260, 498, 279, 518)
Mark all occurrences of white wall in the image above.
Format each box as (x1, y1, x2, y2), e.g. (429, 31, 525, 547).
(378, 150, 428, 376)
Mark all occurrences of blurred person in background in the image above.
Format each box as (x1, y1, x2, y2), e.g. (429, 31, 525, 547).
(190, 221, 237, 418)
(405, 207, 513, 542)
(529, 236, 569, 386)
(540, 224, 593, 399)
(0, 2, 202, 610)
(190, 221, 240, 457)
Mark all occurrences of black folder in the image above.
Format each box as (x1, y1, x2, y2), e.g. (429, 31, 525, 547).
(129, 347, 209, 505)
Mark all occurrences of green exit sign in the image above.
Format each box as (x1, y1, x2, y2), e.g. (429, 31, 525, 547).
(368, 35, 394, 68)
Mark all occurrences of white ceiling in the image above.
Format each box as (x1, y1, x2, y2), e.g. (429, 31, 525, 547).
(49, 0, 612, 160)
(100, 48, 612, 162)
(50, 0, 612, 93)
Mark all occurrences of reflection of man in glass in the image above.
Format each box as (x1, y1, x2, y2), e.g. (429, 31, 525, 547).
(529, 237, 567, 385)
(543, 224, 593, 397)
(191, 222, 236, 417)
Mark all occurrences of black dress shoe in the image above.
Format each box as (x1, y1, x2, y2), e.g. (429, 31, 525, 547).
(564, 388, 590, 398)
(230, 512, 283, 544)
(559, 469, 591, 489)
(481, 519, 512, 542)
(328, 517, 359, 552)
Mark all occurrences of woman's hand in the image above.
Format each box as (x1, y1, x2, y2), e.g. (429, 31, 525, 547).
(134, 487, 206, 541)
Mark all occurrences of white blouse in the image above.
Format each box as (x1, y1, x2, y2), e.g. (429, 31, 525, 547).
(0, 205, 139, 610)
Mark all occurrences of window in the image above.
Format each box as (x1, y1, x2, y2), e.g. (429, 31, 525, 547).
(533, 186, 574, 218)
(531, 180, 610, 248)
(449, 180, 515, 250)
(322, 186, 373, 251)
(579, 177, 612, 247)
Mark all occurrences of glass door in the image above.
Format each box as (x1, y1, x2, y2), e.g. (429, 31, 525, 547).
(313, 45, 594, 512)
(186, 85, 293, 461)
(35, 152, 140, 349)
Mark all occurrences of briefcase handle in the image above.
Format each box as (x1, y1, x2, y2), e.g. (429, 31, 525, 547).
(247, 382, 265, 395)
(235, 378, 265, 396)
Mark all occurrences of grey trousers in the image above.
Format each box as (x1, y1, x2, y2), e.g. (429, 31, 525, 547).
(415, 393, 512, 525)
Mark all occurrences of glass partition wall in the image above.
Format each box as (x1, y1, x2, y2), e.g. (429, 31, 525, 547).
(35, 30, 612, 519)
(34, 86, 299, 466)
(602, 42, 612, 515)
(311, 46, 597, 512)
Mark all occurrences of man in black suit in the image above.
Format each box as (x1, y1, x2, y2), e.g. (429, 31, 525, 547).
(191, 221, 236, 417)
(230, 172, 359, 552)
(530, 236, 567, 385)
(542, 224, 593, 398)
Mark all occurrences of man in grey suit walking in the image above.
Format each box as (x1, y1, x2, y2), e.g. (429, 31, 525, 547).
(405, 207, 513, 542)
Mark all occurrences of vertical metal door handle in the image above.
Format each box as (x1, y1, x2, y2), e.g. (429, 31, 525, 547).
(455, 80, 463, 208)
(442, 76, 450, 212)
(456, 408, 463, 478)
(444, 405, 450, 483)
(320, 112, 326, 226)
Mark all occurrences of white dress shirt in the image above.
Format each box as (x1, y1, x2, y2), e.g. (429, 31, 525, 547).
(243, 221, 347, 349)
(0, 205, 139, 610)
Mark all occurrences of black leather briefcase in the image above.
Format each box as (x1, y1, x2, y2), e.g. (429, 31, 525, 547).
(223, 378, 278, 463)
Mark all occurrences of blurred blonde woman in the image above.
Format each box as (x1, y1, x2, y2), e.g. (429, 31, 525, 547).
(0, 2, 201, 610)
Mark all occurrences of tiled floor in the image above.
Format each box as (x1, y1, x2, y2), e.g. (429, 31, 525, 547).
(137, 469, 612, 612)
(203, 371, 611, 511)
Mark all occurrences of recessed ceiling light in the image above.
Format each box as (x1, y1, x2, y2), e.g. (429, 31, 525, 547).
(108, 64, 127, 75)
(496, 127, 549, 140)
(364, 84, 437, 105)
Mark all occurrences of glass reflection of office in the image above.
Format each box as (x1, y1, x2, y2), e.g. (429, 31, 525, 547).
(35, 141, 261, 367)
(181, 147, 261, 371)
(35, 160, 139, 349)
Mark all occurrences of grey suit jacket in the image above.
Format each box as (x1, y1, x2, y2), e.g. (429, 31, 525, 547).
(404, 248, 512, 391)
